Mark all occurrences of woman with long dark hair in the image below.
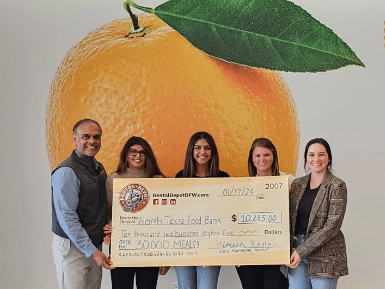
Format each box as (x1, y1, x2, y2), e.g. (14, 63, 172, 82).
(104, 136, 168, 289)
(236, 137, 291, 289)
(175, 131, 229, 289)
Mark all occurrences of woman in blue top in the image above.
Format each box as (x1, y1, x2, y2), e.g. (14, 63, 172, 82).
(175, 131, 229, 289)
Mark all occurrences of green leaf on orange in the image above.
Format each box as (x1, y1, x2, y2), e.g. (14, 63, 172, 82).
(126, 0, 365, 72)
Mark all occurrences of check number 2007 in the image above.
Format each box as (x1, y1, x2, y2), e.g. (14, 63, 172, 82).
(265, 182, 283, 189)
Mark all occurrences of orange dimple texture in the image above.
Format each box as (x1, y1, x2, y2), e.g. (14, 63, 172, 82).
(46, 14, 299, 177)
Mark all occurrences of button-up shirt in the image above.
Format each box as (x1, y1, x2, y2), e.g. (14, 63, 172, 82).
(52, 166, 98, 257)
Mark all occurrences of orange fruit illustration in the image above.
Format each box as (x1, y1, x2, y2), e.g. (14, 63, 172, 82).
(46, 13, 299, 177)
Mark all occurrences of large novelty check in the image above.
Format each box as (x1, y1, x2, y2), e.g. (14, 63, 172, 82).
(111, 176, 290, 267)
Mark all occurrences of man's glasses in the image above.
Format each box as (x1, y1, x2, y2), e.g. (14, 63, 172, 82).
(128, 149, 146, 157)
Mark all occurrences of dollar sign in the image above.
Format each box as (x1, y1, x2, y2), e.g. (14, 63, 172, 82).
(231, 214, 237, 222)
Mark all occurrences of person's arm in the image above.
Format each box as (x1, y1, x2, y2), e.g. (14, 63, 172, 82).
(287, 251, 301, 268)
(52, 168, 114, 269)
(52, 167, 97, 258)
(294, 180, 347, 259)
(286, 179, 302, 268)
(159, 266, 170, 275)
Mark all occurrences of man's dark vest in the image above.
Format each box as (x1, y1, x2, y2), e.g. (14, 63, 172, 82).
(51, 150, 107, 248)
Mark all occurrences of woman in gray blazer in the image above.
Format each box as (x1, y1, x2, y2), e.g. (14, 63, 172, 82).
(287, 138, 348, 289)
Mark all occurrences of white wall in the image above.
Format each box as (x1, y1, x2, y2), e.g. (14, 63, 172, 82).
(1, 0, 384, 288)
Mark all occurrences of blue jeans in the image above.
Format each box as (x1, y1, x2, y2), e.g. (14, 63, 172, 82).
(175, 266, 221, 289)
(288, 235, 338, 289)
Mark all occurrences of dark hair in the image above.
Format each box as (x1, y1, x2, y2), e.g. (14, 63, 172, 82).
(116, 136, 164, 177)
(248, 138, 280, 177)
(72, 118, 102, 134)
(303, 138, 332, 172)
(180, 132, 220, 177)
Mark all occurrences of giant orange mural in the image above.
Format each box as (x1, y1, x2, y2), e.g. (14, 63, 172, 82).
(46, 0, 363, 177)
